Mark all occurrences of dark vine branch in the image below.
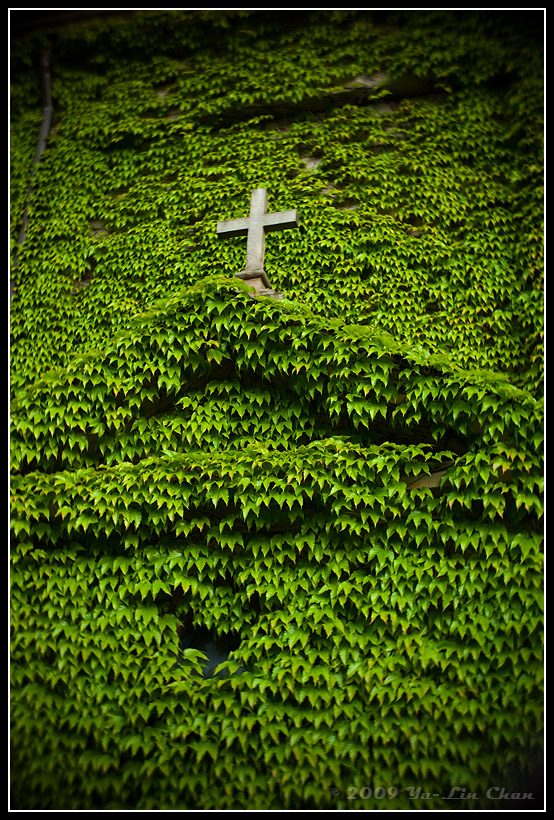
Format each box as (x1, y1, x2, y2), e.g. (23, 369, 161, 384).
(12, 46, 53, 297)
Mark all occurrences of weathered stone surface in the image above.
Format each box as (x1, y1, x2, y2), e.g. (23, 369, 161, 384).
(301, 155, 322, 170)
(237, 273, 269, 292)
(256, 288, 285, 300)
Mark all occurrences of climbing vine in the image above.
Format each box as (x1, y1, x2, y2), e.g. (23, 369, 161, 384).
(10, 10, 543, 810)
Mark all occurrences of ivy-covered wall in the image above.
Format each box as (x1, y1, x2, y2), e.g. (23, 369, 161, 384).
(10, 10, 543, 810)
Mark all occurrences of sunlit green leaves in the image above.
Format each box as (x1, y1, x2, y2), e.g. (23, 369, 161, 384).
(10, 274, 543, 807)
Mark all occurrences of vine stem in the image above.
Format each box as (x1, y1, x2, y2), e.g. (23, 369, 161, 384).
(12, 45, 53, 296)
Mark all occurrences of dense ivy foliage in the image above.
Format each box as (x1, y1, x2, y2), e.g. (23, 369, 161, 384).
(10, 10, 543, 810)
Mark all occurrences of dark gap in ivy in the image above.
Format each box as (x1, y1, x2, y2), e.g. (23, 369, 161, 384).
(176, 621, 244, 679)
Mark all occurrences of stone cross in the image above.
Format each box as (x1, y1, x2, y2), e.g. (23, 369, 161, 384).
(217, 187, 298, 291)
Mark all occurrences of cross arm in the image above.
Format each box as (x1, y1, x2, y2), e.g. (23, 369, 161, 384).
(216, 216, 251, 238)
(263, 209, 299, 232)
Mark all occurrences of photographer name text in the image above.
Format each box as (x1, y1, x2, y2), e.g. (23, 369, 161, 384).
(330, 785, 534, 801)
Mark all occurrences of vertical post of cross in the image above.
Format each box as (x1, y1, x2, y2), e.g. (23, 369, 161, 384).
(244, 187, 268, 275)
(217, 187, 299, 293)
